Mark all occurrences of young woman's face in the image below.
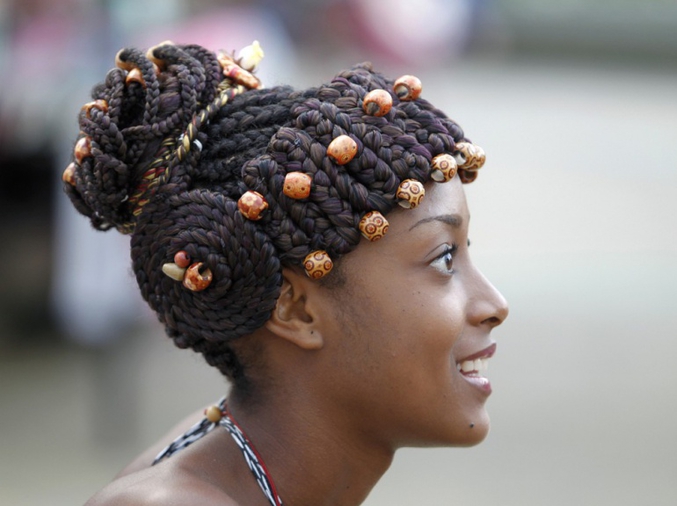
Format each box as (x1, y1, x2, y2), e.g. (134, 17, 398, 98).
(315, 176, 508, 449)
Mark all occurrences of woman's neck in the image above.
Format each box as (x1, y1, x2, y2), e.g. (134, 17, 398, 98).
(226, 391, 395, 506)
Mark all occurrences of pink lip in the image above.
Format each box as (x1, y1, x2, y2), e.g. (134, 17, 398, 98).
(457, 342, 496, 364)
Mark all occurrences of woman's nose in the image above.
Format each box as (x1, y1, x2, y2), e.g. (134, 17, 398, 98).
(468, 268, 509, 328)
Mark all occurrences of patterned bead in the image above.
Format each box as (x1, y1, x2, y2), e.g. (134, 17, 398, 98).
(162, 262, 186, 281)
(238, 191, 268, 220)
(454, 142, 486, 171)
(326, 135, 358, 165)
(359, 211, 389, 242)
(183, 262, 213, 291)
(393, 75, 422, 101)
(396, 179, 425, 209)
(173, 250, 191, 269)
(74, 137, 91, 164)
(81, 100, 108, 118)
(204, 405, 223, 423)
(283, 172, 312, 199)
(304, 250, 333, 279)
(458, 169, 479, 184)
(62, 163, 76, 186)
(430, 154, 458, 182)
(125, 68, 146, 88)
(363, 89, 393, 117)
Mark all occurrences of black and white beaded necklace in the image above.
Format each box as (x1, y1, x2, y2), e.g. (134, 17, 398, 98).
(153, 398, 283, 506)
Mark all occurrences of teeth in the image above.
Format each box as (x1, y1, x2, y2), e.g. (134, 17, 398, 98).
(457, 358, 489, 373)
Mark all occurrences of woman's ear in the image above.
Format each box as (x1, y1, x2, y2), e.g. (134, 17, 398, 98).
(265, 268, 324, 350)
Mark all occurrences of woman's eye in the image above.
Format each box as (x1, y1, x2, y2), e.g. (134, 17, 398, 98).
(431, 245, 456, 274)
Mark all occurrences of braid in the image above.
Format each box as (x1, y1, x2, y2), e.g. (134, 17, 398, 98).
(63, 44, 482, 387)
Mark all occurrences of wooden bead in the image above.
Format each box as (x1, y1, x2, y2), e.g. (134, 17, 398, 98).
(183, 262, 213, 292)
(204, 405, 223, 423)
(363, 89, 393, 117)
(81, 100, 108, 118)
(62, 163, 76, 186)
(454, 142, 485, 171)
(238, 191, 268, 220)
(326, 135, 358, 165)
(162, 262, 186, 281)
(125, 68, 147, 88)
(458, 168, 479, 184)
(173, 250, 191, 269)
(359, 211, 389, 242)
(430, 153, 458, 182)
(115, 49, 135, 71)
(393, 75, 422, 101)
(396, 179, 425, 209)
(74, 137, 91, 164)
(283, 172, 312, 199)
(146, 40, 174, 70)
(304, 250, 333, 279)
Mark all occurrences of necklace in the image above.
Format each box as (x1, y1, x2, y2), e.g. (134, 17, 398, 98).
(154, 398, 283, 506)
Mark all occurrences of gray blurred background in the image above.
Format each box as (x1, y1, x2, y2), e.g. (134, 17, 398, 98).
(1, 0, 675, 505)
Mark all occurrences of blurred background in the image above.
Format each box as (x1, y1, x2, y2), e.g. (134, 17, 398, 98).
(1, 0, 675, 505)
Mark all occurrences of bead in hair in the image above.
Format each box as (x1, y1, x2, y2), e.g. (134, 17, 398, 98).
(238, 191, 268, 221)
(359, 211, 389, 242)
(430, 154, 458, 183)
(62, 163, 76, 186)
(125, 68, 146, 88)
(326, 135, 358, 165)
(283, 172, 312, 200)
(74, 137, 91, 164)
(174, 251, 191, 269)
(362, 89, 393, 117)
(304, 251, 333, 279)
(454, 142, 486, 171)
(81, 100, 108, 118)
(396, 179, 425, 209)
(393, 75, 422, 101)
(162, 262, 187, 282)
(183, 263, 213, 292)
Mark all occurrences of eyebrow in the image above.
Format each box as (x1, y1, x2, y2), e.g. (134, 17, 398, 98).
(409, 213, 464, 231)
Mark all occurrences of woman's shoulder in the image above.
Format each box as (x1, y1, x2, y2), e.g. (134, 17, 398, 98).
(85, 464, 241, 506)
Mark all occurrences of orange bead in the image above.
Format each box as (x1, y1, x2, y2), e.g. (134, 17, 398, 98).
(173, 250, 191, 268)
(81, 100, 108, 118)
(359, 211, 389, 242)
(283, 172, 312, 199)
(115, 49, 135, 71)
(304, 250, 333, 279)
(396, 179, 425, 209)
(238, 191, 268, 220)
(326, 135, 357, 165)
(74, 137, 91, 164)
(146, 40, 174, 70)
(454, 142, 485, 171)
(430, 153, 458, 182)
(204, 405, 223, 423)
(125, 68, 146, 88)
(393, 75, 422, 101)
(62, 163, 76, 186)
(183, 262, 213, 291)
(362, 89, 393, 117)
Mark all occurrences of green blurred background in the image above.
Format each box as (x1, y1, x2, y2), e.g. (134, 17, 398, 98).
(1, 1, 675, 504)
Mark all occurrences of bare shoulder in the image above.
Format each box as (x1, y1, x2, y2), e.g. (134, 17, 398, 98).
(85, 465, 241, 506)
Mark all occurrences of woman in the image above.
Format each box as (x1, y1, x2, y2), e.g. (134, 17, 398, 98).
(64, 41, 508, 505)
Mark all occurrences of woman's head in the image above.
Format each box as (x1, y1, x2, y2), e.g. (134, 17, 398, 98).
(62, 42, 502, 409)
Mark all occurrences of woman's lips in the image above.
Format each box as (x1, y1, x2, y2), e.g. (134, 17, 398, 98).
(456, 343, 496, 394)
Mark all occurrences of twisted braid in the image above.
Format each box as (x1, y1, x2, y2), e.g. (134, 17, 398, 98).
(63, 45, 478, 387)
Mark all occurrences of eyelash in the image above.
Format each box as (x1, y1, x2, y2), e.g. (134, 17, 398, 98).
(431, 244, 457, 275)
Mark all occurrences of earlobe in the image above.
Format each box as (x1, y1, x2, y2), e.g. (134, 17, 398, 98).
(265, 268, 324, 350)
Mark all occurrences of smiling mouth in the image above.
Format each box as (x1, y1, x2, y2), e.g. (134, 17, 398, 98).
(455, 343, 496, 393)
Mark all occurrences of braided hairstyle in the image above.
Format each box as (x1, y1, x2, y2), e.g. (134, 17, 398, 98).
(63, 42, 484, 389)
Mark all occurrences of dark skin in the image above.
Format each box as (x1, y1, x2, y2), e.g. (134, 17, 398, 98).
(86, 176, 508, 506)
